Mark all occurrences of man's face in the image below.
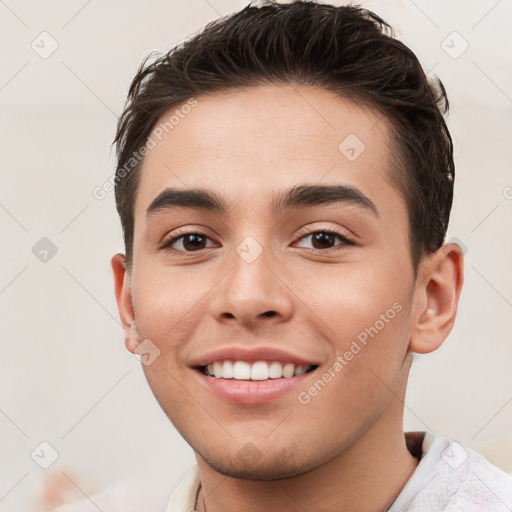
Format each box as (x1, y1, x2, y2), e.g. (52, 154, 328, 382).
(125, 84, 418, 479)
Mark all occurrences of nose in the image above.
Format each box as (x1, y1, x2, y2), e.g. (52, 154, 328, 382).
(208, 245, 294, 328)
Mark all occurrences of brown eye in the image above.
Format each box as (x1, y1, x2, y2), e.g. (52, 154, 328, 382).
(296, 231, 353, 250)
(311, 232, 337, 249)
(162, 232, 215, 252)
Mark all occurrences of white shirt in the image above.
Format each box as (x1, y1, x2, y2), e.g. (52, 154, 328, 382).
(165, 431, 512, 512)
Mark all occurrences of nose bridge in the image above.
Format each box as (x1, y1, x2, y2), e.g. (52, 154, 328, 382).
(209, 234, 293, 326)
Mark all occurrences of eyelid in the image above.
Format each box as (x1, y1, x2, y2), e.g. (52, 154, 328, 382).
(159, 224, 355, 256)
(293, 230, 355, 252)
(294, 224, 355, 243)
(159, 226, 219, 251)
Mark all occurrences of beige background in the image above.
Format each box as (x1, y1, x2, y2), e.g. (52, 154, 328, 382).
(1, 0, 511, 510)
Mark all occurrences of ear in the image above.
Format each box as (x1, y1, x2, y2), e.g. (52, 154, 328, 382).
(409, 243, 464, 354)
(111, 253, 138, 354)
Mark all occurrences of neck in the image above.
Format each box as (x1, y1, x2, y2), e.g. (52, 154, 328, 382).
(195, 358, 418, 512)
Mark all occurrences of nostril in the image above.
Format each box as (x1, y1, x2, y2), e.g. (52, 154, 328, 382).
(263, 311, 277, 317)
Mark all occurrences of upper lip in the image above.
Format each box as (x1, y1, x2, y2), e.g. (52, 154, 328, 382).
(189, 346, 320, 368)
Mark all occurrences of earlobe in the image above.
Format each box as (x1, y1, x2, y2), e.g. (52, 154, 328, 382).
(111, 253, 138, 353)
(409, 243, 464, 354)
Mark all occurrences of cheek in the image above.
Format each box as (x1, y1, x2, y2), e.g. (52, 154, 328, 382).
(295, 263, 413, 402)
(131, 266, 212, 348)
(293, 302, 412, 439)
(297, 262, 408, 342)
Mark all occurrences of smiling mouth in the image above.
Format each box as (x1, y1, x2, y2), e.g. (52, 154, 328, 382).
(198, 360, 318, 380)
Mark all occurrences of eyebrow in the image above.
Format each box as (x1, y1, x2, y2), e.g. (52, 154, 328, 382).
(146, 184, 379, 218)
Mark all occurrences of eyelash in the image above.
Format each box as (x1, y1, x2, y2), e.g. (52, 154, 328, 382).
(159, 227, 355, 255)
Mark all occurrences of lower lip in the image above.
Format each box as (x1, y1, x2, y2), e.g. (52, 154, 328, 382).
(193, 369, 315, 405)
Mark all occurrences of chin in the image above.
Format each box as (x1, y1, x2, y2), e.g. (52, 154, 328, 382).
(197, 444, 317, 481)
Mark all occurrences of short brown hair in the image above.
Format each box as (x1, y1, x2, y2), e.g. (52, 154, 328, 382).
(114, 1, 454, 272)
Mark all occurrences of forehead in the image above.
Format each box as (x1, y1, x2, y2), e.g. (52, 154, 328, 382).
(134, 84, 398, 220)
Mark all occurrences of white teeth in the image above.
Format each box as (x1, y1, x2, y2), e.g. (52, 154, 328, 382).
(213, 361, 223, 377)
(222, 360, 234, 379)
(204, 360, 314, 380)
(294, 365, 308, 376)
(282, 363, 295, 378)
(250, 361, 269, 380)
(268, 361, 283, 379)
(233, 361, 251, 380)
